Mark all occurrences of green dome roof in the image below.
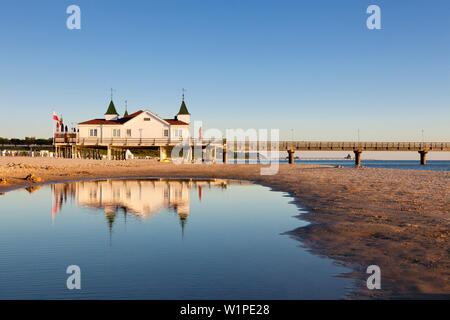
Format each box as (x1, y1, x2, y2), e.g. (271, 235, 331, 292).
(105, 100, 119, 115)
(177, 100, 190, 115)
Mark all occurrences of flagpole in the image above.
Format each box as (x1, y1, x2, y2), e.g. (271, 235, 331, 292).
(52, 109, 55, 156)
(52, 109, 54, 141)
(51, 110, 55, 225)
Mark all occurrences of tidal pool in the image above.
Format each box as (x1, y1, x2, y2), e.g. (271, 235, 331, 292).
(0, 178, 351, 299)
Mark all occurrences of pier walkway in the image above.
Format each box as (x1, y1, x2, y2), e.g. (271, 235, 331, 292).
(52, 133, 450, 166)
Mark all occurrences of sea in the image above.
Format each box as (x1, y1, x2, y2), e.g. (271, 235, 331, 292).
(289, 160, 450, 171)
(232, 159, 450, 172)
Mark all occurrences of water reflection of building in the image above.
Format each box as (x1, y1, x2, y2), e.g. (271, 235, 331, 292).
(51, 179, 230, 238)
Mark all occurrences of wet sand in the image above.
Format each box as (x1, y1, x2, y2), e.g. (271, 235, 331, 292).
(0, 157, 449, 298)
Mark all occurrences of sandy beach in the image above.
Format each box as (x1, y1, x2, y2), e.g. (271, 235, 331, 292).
(0, 156, 449, 298)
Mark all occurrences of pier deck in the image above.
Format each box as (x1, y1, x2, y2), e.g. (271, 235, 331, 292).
(52, 134, 450, 165)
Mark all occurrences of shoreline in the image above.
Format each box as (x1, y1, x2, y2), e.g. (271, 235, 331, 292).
(1, 157, 449, 298)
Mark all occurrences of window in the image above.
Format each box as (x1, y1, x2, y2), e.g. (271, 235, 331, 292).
(126, 129, 132, 137)
(144, 118, 151, 121)
(173, 129, 183, 137)
(164, 129, 169, 137)
(113, 129, 121, 137)
(89, 129, 97, 137)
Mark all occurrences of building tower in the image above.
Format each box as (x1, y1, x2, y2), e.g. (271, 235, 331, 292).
(176, 92, 191, 124)
(105, 100, 119, 121)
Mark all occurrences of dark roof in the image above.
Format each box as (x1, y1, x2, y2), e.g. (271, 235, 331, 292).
(177, 101, 190, 115)
(165, 119, 189, 125)
(123, 110, 143, 120)
(78, 119, 122, 125)
(79, 110, 189, 126)
(79, 110, 143, 125)
(105, 100, 119, 115)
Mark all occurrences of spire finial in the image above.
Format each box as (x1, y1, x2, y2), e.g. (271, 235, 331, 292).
(110, 88, 116, 101)
(124, 100, 129, 117)
(182, 88, 186, 101)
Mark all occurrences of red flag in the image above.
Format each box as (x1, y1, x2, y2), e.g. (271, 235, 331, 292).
(53, 112, 59, 122)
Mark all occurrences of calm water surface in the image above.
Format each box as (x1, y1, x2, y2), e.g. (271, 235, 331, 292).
(243, 160, 450, 171)
(0, 179, 351, 299)
(292, 160, 450, 171)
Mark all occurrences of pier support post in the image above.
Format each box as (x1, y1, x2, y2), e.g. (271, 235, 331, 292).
(288, 150, 295, 164)
(419, 151, 428, 165)
(354, 150, 362, 167)
(107, 146, 112, 160)
(222, 139, 227, 164)
(159, 146, 167, 161)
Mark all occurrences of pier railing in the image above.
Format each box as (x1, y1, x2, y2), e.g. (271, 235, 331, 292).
(224, 141, 450, 151)
(53, 135, 450, 152)
(54, 133, 77, 144)
(51, 136, 449, 165)
(74, 137, 223, 146)
(276, 141, 450, 151)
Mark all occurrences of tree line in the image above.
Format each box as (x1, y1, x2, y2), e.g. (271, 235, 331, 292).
(0, 137, 53, 145)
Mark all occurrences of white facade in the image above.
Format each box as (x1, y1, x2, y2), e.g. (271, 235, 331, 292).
(176, 113, 190, 125)
(78, 105, 190, 141)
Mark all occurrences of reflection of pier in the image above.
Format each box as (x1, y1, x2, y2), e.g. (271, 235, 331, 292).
(51, 179, 230, 238)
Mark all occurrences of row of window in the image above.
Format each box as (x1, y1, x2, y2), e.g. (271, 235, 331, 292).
(89, 129, 179, 138)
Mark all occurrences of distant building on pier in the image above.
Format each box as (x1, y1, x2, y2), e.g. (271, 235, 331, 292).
(78, 99, 190, 141)
(53, 98, 196, 160)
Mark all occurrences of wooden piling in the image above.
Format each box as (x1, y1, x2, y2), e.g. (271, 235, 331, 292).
(354, 150, 362, 167)
(419, 151, 428, 165)
(288, 150, 295, 164)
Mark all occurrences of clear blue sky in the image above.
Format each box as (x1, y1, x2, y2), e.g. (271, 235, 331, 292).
(0, 0, 449, 141)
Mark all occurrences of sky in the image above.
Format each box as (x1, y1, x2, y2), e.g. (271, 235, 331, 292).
(0, 0, 449, 145)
